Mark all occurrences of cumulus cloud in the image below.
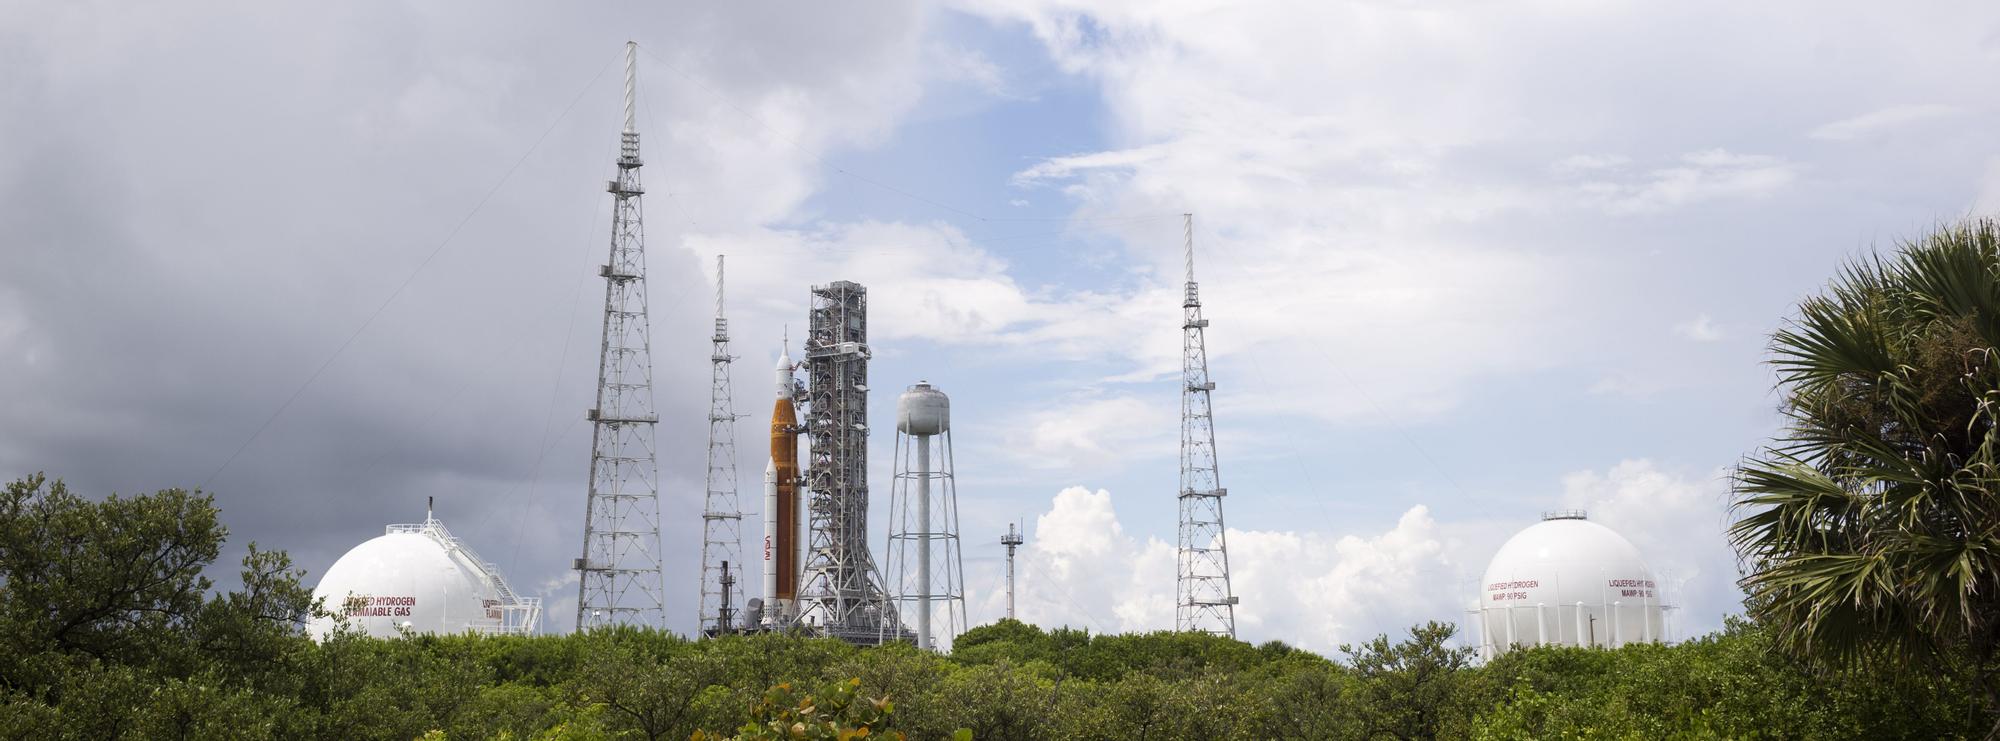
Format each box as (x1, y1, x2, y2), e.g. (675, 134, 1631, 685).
(998, 486, 1462, 652)
(1004, 486, 1174, 635)
(986, 461, 1741, 652)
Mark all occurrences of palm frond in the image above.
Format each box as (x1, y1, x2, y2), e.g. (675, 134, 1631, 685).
(1732, 219, 2000, 673)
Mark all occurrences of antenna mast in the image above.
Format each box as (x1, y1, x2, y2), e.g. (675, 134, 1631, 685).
(1176, 213, 1238, 637)
(700, 255, 746, 636)
(1001, 522, 1024, 621)
(575, 41, 666, 630)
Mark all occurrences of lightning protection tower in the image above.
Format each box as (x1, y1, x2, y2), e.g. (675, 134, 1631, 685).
(797, 281, 900, 645)
(575, 42, 665, 631)
(699, 255, 745, 636)
(1177, 212, 1238, 638)
(882, 381, 965, 650)
(1001, 523, 1024, 621)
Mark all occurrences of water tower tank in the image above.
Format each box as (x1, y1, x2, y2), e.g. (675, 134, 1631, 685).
(897, 381, 949, 436)
(307, 516, 540, 640)
(1475, 511, 1667, 658)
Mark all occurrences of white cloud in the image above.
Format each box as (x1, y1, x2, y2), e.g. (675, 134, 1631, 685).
(958, 1, 1840, 426)
(989, 462, 1741, 651)
(1010, 486, 1175, 634)
(995, 395, 1176, 471)
(923, 43, 1016, 98)
(1673, 314, 1724, 342)
(1005, 485, 1462, 652)
(1579, 150, 1797, 215)
(687, 220, 1159, 367)
(1010, 144, 1172, 187)
(1808, 103, 1959, 141)
(1551, 154, 1631, 175)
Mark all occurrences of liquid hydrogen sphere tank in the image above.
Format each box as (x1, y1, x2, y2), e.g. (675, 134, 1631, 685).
(1476, 511, 1666, 658)
(308, 517, 539, 640)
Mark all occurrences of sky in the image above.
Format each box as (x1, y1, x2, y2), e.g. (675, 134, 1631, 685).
(4, 1, 1999, 655)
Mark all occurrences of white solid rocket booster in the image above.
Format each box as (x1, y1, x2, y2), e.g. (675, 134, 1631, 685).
(762, 459, 778, 619)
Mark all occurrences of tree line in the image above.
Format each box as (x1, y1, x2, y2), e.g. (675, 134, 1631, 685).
(0, 473, 1987, 739)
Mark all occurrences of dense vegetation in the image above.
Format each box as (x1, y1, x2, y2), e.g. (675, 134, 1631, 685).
(1732, 219, 2000, 738)
(0, 473, 1991, 739)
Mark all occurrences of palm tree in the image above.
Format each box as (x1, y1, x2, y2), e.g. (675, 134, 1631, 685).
(1732, 219, 2000, 736)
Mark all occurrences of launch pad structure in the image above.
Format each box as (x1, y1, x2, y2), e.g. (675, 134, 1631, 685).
(555, 42, 1232, 643)
(794, 281, 906, 645)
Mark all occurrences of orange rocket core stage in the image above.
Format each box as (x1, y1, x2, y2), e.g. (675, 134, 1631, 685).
(771, 395, 800, 600)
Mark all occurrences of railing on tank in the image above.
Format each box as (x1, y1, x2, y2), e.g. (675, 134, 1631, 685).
(387, 517, 543, 636)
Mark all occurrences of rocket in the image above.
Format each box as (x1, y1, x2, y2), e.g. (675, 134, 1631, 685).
(765, 346, 802, 620)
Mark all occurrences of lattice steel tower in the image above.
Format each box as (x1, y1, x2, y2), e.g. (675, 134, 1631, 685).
(575, 42, 665, 631)
(797, 281, 901, 645)
(1177, 213, 1238, 637)
(699, 255, 745, 635)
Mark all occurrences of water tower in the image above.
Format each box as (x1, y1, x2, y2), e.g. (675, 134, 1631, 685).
(882, 381, 965, 650)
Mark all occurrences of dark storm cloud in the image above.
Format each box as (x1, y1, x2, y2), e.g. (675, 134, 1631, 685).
(0, 1, 929, 633)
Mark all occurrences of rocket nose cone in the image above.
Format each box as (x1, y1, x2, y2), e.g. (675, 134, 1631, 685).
(765, 460, 776, 474)
(775, 352, 792, 370)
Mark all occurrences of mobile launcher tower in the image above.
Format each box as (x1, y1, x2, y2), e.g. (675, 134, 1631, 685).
(794, 280, 909, 645)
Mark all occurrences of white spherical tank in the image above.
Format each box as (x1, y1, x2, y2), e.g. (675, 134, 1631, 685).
(1475, 511, 1668, 658)
(896, 381, 949, 436)
(308, 517, 540, 640)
